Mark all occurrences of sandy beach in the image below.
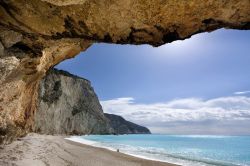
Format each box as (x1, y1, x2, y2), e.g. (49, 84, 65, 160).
(0, 133, 178, 166)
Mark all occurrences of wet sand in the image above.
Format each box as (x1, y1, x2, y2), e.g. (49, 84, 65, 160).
(0, 133, 179, 166)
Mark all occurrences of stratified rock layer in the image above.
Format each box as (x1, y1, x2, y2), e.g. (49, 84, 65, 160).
(0, 0, 249, 143)
(105, 113, 151, 134)
(35, 69, 113, 135)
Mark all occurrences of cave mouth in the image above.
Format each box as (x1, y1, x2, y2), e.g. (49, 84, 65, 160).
(0, 0, 249, 146)
(54, 29, 250, 135)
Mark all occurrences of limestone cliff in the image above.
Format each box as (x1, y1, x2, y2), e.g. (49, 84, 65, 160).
(35, 68, 150, 135)
(35, 68, 113, 135)
(105, 113, 151, 134)
(0, 0, 249, 144)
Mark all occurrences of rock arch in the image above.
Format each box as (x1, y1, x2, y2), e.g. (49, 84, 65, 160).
(0, 0, 249, 144)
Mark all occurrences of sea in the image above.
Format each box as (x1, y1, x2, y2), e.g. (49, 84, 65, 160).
(66, 134, 250, 166)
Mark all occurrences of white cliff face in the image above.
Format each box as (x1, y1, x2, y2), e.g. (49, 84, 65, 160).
(35, 69, 113, 135)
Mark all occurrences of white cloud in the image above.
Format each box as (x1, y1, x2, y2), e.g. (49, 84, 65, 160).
(234, 91, 250, 95)
(101, 96, 250, 134)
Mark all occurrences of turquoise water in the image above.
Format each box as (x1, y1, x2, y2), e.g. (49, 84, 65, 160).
(71, 134, 250, 166)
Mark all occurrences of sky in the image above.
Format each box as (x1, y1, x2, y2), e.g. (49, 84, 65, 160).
(57, 29, 250, 135)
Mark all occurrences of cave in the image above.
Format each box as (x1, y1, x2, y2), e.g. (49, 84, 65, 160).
(0, 0, 250, 144)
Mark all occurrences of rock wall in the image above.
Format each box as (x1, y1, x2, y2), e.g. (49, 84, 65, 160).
(0, 0, 249, 144)
(0, 30, 90, 144)
(105, 113, 151, 134)
(35, 68, 113, 135)
(34, 68, 150, 135)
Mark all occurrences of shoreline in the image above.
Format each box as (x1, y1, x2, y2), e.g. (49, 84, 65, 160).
(65, 138, 179, 166)
(0, 133, 179, 166)
(65, 137, 180, 166)
(65, 136, 181, 165)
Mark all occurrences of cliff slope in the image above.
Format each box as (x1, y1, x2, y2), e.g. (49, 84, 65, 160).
(35, 68, 150, 135)
(105, 113, 151, 134)
(35, 68, 113, 135)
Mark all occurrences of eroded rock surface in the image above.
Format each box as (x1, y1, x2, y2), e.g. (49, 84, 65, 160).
(35, 68, 113, 135)
(0, 29, 90, 144)
(0, 0, 249, 144)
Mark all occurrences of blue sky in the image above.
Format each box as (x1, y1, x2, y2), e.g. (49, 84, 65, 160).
(57, 29, 250, 135)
